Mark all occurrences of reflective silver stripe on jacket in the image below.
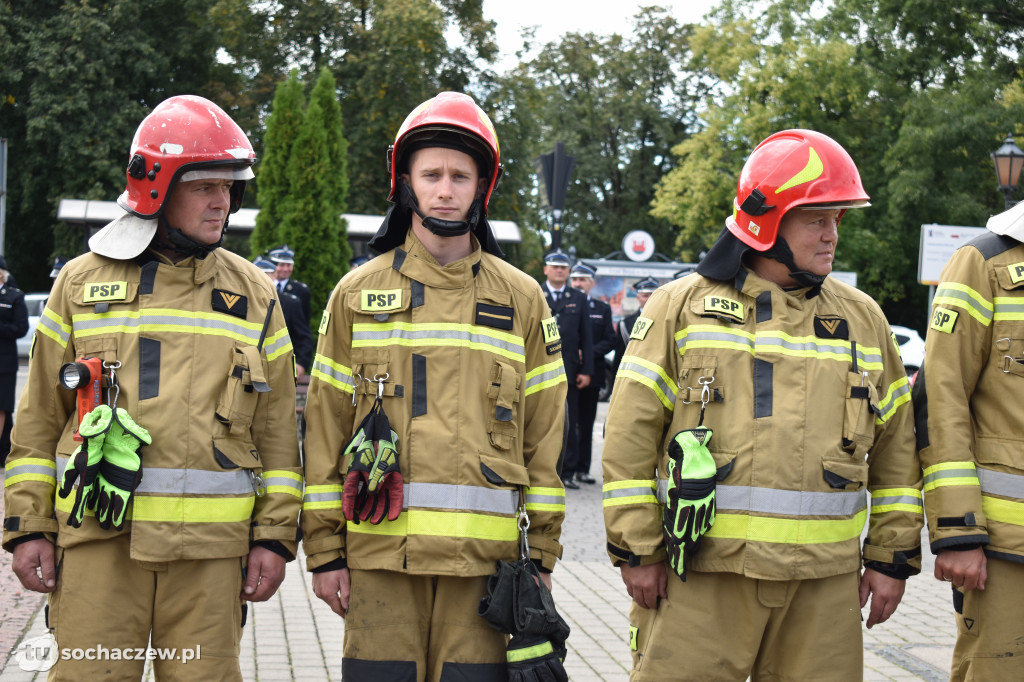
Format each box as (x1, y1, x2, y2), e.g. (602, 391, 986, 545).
(656, 480, 867, 516)
(403, 482, 519, 514)
(57, 456, 254, 495)
(979, 468, 1024, 499)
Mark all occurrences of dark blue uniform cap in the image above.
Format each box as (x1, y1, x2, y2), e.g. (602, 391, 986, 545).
(633, 277, 660, 293)
(252, 256, 276, 273)
(544, 251, 571, 267)
(349, 254, 369, 267)
(269, 245, 295, 264)
(570, 263, 596, 279)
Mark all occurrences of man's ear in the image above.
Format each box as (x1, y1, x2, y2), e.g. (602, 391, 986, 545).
(477, 177, 488, 198)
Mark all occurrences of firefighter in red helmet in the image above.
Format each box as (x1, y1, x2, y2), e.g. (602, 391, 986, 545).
(602, 129, 923, 680)
(303, 92, 569, 680)
(4, 95, 301, 680)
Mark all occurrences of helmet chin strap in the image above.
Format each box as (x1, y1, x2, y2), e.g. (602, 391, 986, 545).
(398, 181, 481, 238)
(154, 217, 226, 259)
(765, 237, 827, 290)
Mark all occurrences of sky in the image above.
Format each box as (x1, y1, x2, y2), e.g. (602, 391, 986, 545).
(481, 0, 720, 68)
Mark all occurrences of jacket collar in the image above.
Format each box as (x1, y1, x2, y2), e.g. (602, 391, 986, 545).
(391, 229, 482, 289)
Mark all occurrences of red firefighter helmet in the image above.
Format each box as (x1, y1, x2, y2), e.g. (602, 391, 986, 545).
(725, 129, 870, 251)
(117, 95, 255, 219)
(386, 92, 502, 212)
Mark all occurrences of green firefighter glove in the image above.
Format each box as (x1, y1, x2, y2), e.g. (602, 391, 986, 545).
(56, 404, 113, 527)
(663, 427, 717, 581)
(506, 635, 568, 682)
(93, 408, 151, 531)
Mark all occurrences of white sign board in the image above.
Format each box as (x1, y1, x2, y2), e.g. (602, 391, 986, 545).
(918, 224, 987, 285)
(622, 230, 655, 262)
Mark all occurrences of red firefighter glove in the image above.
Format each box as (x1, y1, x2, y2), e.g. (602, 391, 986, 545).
(341, 398, 403, 524)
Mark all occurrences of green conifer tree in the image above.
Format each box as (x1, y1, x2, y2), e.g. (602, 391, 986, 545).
(252, 70, 304, 257)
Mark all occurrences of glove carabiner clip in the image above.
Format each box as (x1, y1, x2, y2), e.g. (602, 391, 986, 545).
(697, 376, 713, 427)
(104, 360, 122, 409)
(517, 504, 531, 561)
(352, 373, 363, 406)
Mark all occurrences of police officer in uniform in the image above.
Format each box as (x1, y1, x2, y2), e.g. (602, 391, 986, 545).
(270, 245, 311, 322)
(570, 263, 615, 484)
(613, 277, 659, 374)
(0, 256, 28, 463)
(542, 251, 593, 489)
(255, 256, 312, 378)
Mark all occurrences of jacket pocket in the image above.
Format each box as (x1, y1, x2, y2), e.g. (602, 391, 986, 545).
(841, 370, 879, 457)
(486, 360, 521, 451)
(212, 436, 264, 496)
(479, 452, 531, 488)
(215, 346, 266, 435)
(350, 348, 399, 400)
(822, 458, 869, 490)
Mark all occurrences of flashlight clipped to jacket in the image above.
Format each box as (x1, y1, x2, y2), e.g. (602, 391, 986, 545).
(59, 357, 106, 442)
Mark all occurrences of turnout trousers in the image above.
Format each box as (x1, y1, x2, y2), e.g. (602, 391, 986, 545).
(342, 569, 507, 682)
(45, 534, 245, 681)
(949, 557, 1024, 682)
(629, 569, 863, 681)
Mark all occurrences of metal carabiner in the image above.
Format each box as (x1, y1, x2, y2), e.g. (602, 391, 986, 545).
(697, 375, 714, 412)
(352, 373, 363, 406)
(373, 372, 390, 400)
(104, 360, 122, 408)
(517, 506, 531, 560)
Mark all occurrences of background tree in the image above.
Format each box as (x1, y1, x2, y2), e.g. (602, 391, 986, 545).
(0, 0, 221, 292)
(488, 8, 697, 262)
(252, 70, 304, 257)
(276, 71, 348, 331)
(651, 0, 1024, 330)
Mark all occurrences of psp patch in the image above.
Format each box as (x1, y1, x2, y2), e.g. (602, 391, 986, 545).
(212, 289, 248, 318)
(703, 295, 744, 322)
(814, 316, 849, 339)
(1008, 262, 1024, 285)
(931, 307, 958, 334)
(361, 289, 403, 312)
(630, 316, 654, 340)
(629, 625, 638, 651)
(541, 316, 561, 344)
(83, 281, 128, 303)
(318, 311, 331, 335)
(475, 303, 514, 330)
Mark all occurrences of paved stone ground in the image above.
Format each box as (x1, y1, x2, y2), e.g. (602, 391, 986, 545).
(1, 362, 958, 680)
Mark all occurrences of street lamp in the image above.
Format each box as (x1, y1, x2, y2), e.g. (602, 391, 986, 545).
(992, 134, 1024, 210)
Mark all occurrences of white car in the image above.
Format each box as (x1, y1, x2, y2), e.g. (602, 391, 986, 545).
(890, 324, 925, 376)
(16, 292, 49, 359)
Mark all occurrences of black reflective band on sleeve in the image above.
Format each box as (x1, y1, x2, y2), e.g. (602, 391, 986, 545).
(411, 354, 427, 418)
(755, 290, 772, 323)
(139, 337, 160, 400)
(753, 358, 773, 419)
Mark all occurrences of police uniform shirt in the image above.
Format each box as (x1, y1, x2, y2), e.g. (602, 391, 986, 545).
(280, 278, 311, 322)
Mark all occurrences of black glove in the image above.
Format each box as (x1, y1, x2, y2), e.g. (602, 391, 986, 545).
(506, 635, 568, 682)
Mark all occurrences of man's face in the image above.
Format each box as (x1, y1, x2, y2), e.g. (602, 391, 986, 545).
(636, 291, 652, 308)
(776, 208, 841, 281)
(402, 147, 486, 226)
(274, 262, 293, 281)
(162, 178, 232, 246)
(571, 276, 593, 294)
(544, 264, 570, 287)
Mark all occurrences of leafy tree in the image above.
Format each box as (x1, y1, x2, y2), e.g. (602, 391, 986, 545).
(491, 8, 696, 261)
(0, 0, 223, 292)
(252, 70, 304, 257)
(651, 0, 1023, 330)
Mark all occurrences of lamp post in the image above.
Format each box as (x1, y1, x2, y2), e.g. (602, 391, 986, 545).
(992, 134, 1024, 210)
